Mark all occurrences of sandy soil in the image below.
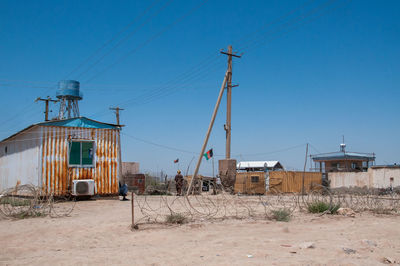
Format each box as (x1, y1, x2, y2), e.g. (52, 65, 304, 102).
(0, 197, 399, 265)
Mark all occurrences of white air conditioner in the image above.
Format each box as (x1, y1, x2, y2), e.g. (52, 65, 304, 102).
(72, 179, 95, 196)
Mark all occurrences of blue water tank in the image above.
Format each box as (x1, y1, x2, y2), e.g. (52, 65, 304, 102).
(56, 80, 83, 100)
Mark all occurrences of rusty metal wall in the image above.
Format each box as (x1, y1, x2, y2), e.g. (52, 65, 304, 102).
(40, 126, 120, 195)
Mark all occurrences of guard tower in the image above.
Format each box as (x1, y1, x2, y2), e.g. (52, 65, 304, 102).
(56, 80, 82, 119)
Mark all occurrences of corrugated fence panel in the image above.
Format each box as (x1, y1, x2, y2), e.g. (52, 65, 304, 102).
(41, 126, 120, 195)
(234, 172, 266, 194)
(269, 171, 322, 193)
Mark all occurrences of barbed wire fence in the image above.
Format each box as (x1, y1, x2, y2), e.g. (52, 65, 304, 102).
(132, 184, 400, 227)
(0, 184, 76, 219)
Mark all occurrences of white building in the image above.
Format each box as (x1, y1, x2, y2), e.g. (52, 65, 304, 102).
(328, 165, 400, 188)
(237, 161, 284, 172)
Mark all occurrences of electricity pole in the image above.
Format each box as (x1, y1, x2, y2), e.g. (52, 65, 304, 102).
(35, 96, 58, 121)
(187, 45, 241, 195)
(110, 107, 124, 125)
(220, 45, 241, 159)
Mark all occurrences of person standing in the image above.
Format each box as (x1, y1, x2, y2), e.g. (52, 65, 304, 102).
(175, 170, 184, 196)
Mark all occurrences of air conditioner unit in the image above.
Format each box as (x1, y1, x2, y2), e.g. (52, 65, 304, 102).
(72, 179, 95, 196)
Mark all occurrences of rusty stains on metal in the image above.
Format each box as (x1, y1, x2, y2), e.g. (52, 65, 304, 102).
(39, 126, 119, 196)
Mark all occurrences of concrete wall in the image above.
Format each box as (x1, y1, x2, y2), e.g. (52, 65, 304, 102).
(371, 168, 400, 188)
(0, 127, 41, 191)
(328, 172, 370, 188)
(328, 168, 400, 188)
(122, 162, 139, 175)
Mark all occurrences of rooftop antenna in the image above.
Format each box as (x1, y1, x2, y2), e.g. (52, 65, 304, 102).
(340, 135, 346, 152)
(56, 80, 82, 119)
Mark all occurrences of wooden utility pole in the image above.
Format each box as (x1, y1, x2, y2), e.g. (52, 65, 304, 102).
(110, 107, 124, 125)
(302, 143, 309, 195)
(187, 45, 241, 195)
(35, 96, 58, 121)
(186, 70, 229, 195)
(220, 45, 241, 159)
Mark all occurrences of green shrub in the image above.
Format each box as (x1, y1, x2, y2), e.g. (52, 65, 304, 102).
(166, 213, 187, 224)
(272, 208, 291, 222)
(308, 201, 340, 214)
(0, 197, 31, 207)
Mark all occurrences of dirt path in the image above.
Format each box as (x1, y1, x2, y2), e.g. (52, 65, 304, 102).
(0, 198, 399, 265)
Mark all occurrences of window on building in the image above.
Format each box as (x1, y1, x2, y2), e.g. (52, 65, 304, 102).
(251, 176, 259, 183)
(69, 141, 95, 167)
(351, 162, 358, 169)
(331, 163, 339, 170)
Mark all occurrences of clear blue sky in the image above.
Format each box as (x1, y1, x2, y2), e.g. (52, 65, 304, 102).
(0, 0, 399, 176)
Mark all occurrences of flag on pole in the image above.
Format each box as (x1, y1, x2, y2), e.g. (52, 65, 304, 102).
(174, 158, 179, 163)
(203, 149, 213, 160)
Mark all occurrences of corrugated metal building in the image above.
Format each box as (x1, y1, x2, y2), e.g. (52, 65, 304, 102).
(0, 117, 121, 195)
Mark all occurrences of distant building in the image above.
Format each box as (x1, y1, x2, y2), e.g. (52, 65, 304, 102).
(122, 162, 140, 176)
(311, 143, 375, 174)
(329, 164, 400, 189)
(121, 162, 145, 194)
(236, 161, 284, 172)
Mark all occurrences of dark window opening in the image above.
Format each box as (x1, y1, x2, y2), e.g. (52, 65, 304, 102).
(251, 176, 259, 183)
(4, 146, 7, 154)
(69, 141, 94, 167)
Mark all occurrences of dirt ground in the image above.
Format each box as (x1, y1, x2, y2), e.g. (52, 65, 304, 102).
(0, 197, 399, 265)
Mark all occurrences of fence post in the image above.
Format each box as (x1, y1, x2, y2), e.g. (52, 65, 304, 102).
(131, 192, 138, 230)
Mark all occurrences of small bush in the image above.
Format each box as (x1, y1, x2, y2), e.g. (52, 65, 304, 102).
(272, 208, 291, 222)
(166, 213, 187, 224)
(371, 207, 392, 215)
(308, 201, 340, 214)
(0, 197, 31, 207)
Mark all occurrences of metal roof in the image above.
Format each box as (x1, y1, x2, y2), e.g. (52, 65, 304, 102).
(39, 117, 118, 129)
(370, 164, 400, 169)
(0, 117, 119, 143)
(237, 161, 283, 169)
(311, 151, 375, 161)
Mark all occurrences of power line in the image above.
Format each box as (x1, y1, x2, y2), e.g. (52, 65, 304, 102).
(64, 0, 162, 80)
(75, 0, 174, 80)
(88, 0, 348, 118)
(121, 132, 197, 155)
(234, 143, 307, 157)
(0, 1, 165, 128)
(83, 0, 210, 84)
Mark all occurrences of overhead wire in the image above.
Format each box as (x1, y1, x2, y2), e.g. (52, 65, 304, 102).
(64, 0, 162, 80)
(89, 0, 348, 119)
(0, 0, 166, 130)
(109, 0, 350, 160)
(75, 0, 173, 80)
(83, 0, 210, 84)
(1, 0, 351, 160)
